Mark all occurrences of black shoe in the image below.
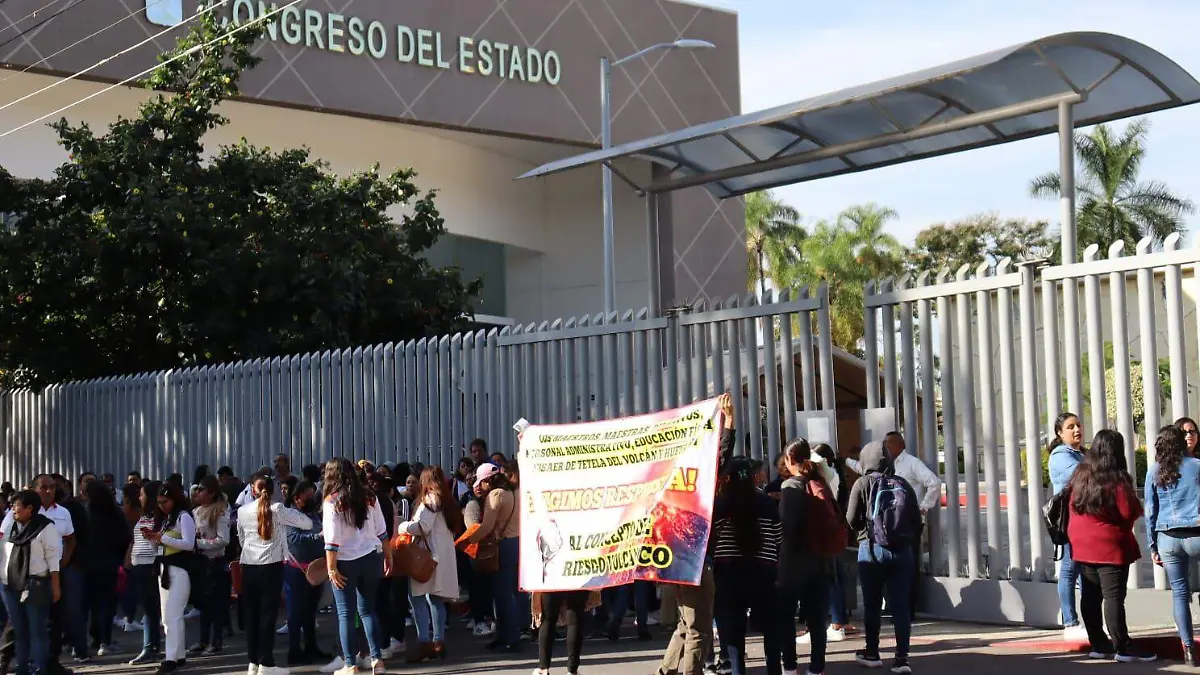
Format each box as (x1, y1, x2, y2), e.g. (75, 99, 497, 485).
(1115, 649, 1157, 663)
(155, 660, 179, 675)
(486, 639, 500, 650)
(0, 659, 10, 675)
(129, 650, 161, 666)
(185, 645, 205, 658)
(891, 658, 912, 674)
(637, 629, 653, 642)
(855, 651, 884, 668)
(1087, 650, 1115, 660)
(1185, 643, 1196, 667)
(288, 651, 310, 666)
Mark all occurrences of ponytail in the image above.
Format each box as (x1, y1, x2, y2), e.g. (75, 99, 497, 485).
(255, 476, 274, 541)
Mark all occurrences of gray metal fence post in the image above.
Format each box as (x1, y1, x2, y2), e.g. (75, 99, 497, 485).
(1018, 260, 1046, 580)
(974, 263, 1003, 580)
(954, 265, 981, 579)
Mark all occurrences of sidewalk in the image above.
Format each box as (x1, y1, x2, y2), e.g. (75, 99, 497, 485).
(72, 617, 1184, 675)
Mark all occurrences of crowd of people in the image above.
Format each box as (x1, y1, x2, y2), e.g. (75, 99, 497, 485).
(14, 394, 1194, 675)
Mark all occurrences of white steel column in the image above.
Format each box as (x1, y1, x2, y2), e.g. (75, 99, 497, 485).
(1059, 101, 1083, 416)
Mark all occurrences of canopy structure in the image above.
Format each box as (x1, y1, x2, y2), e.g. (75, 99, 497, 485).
(517, 32, 1200, 199)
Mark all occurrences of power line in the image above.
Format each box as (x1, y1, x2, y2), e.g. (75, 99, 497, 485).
(0, 0, 227, 118)
(0, 0, 174, 89)
(0, 0, 98, 53)
(0, 0, 302, 141)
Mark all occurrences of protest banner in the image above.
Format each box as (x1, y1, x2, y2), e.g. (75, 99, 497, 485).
(517, 397, 722, 592)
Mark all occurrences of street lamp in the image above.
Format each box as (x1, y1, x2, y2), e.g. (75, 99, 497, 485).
(600, 38, 716, 314)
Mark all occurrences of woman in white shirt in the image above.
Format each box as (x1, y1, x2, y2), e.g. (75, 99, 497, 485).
(189, 476, 230, 657)
(322, 458, 391, 675)
(398, 466, 462, 663)
(237, 475, 313, 675)
(0, 490, 63, 675)
(143, 483, 196, 675)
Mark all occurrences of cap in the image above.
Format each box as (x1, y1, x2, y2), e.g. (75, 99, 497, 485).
(474, 463, 501, 488)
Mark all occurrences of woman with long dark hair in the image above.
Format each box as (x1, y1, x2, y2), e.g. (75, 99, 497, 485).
(465, 463, 521, 652)
(1065, 429, 1153, 663)
(128, 481, 163, 665)
(1146, 425, 1200, 664)
(84, 480, 131, 656)
(1175, 417, 1199, 458)
(398, 466, 462, 662)
(323, 458, 390, 675)
(237, 474, 312, 675)
(117, 482, 145, 633)
(710, 456, 783, 675)
(144, 482, 196, 675)
(1046, 411, 1086, 639)
(188, 476, 230, 658)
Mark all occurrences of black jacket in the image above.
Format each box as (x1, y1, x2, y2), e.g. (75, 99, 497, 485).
(777, 476, 835, 589)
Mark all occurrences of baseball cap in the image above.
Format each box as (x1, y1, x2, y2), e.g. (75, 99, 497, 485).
(474, 463, 501, 488)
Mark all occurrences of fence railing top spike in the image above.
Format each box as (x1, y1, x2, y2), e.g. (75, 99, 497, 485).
(865, 279, 876, 294)
(538, 321, 551, 331)
(915, 270, 930, 286)
(936, 267, 952, 283)
(621, 309, 635, 321)
(996, 257, 1013, 273)
(563, 317, 576, 329)
(1083, 243, 1101, 261)
(1108, 241, 1126, 258)
(1166, 232, 1183, 250)
(551, 319, 563, 330)
(1136, 236, 1154, 254)
(954, 263, 972, 281)
(438, 334, 451, 345)
(592, 311, 606, 323)
(975, 261, 991, 278)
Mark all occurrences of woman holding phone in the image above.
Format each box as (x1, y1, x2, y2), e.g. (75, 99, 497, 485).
(143, 483, 196, 675)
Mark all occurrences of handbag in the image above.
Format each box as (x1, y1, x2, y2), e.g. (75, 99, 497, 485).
(304, 558, 327, 587)
(475, 498, 515, 575)
(394, 534, 437, 583)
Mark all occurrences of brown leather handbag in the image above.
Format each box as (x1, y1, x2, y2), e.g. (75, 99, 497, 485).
(392, 533, 437, 583)
(474, 500, 515, 575)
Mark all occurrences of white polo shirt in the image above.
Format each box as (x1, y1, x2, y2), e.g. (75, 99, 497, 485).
(0, 502, 76, 562)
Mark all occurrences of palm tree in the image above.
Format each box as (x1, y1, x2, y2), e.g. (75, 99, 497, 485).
(1030, 119, 1194, 258)
(838, 202, 905, 277)
(745, 191, 805, 297)
(792, 220, 866, 351)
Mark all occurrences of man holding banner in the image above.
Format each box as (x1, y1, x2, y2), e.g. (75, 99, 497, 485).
(517, 394, 735, 675)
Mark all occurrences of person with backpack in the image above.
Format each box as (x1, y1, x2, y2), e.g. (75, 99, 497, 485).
(1046, 412, 1086, 640)
(777, 438, 845, 675)
(845, 441, 922, 674)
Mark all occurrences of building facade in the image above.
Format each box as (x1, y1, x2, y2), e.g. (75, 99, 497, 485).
(0, 0, 745, 324)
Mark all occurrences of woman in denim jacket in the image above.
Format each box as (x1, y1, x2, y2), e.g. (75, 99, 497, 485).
(1046, 412, 1086, 639)
(1145, 425, 1200, 665)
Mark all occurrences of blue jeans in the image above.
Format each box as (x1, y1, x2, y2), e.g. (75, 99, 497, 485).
(830, 560, 849, 625)
(283, 565, 321, 654)
(1158, 533, 1200, 645)
(61, 567, 89, 658)
(330, 552, 383, 662)
(1058, 543, 1081, 627)
(131, 564, 162, 651)
(491, 537, 521, 647)
(119, 567, 139, 622)
(858, 541, 914, 659)
(713, 561, 779, 675)
(606, 581, 652, 633)
(2, 582, 51, 675)
(409, 594, 446, 643)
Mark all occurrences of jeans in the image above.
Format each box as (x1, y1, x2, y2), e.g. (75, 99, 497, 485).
(1158, 533, 1200, 645)
(86, 564, 119, 647)
(119, 566, 139, 622)
(829, 559, 849, 626)
(131, 564, 162, 651)
(1079, 563, 1132, 653)
(160, 566, 191, 663)
(780, 575, 831, 675)
(1057, 542, 1081, 627)
(656, 564, 714, 675)
(330, 552, 383, 662)
(491, 538, 521, 647)
(242, 563, 285, 667)
(858, 541, 914, 659)
(469, 557, 493, 623)
(62, 567, 89, 658)
(1, 582, 51, 675)
(538, 591, 587, 672)
(607, 581, 653, 635)
(713, 561, 779, 675)
(410, 594, 447, 643)
(199, 558, 231, 649)
(283, 565, 321, 655)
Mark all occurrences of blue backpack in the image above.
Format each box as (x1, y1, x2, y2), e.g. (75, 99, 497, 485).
(867, 474, 914, 556)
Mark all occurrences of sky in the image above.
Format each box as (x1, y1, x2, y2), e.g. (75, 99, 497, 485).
(698, 0, 1200, 245)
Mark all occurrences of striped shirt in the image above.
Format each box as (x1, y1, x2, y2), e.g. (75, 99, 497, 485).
(131, 515, 159, 565)
(711, 492, 783, 565)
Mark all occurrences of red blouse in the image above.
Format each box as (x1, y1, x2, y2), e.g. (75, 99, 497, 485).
(1066, 482, 1143, 566)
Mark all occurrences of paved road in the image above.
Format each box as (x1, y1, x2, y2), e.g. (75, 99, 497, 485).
(70, 613, 1179, 675)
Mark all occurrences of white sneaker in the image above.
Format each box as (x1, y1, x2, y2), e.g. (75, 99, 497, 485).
(466, 619, 477, 630)
(113, 616, 127, 628)
(796, 632, 811, 645)
(783, 669, 798, 675)
(126, 619, 144, 632)
(646, 611, 660, 626)
(319, 657, 345, 674)
(276, 623, 289, 635)
(827, 627, 847, 642)
(1063, 625, 1088, 641)
(388, 638, 404, 655)
(531, 670, 550, 675)
(473, 621, 495, 636)
(247, 664, 261, 675)
(333, 667, 357, 675)
(356, 656, 372, 670)
(263, 667, 290, 675)
(183, 607, 201, 620)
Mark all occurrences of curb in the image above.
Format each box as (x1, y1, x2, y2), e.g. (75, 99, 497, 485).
(989, 633, 1183, 659)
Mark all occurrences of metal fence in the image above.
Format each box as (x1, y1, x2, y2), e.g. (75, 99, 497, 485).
(0, 287, 837, 488)
(864, 233, 1200, 592)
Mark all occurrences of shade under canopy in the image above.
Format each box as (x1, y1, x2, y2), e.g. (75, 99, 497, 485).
(517, 32, 1200, 199)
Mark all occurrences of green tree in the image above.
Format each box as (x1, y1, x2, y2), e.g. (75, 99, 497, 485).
(0, 13, 479, 388)
(837, 203, 904, 278)
(908, 213, 1053, 276)
(1030, 119, 1194, 258)
(744, 191, 805, 297)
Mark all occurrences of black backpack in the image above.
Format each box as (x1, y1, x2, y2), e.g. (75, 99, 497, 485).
(1042, 489, 1071, 560)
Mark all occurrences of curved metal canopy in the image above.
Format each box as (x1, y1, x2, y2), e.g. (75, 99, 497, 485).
(517, 32, 1200, 199)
